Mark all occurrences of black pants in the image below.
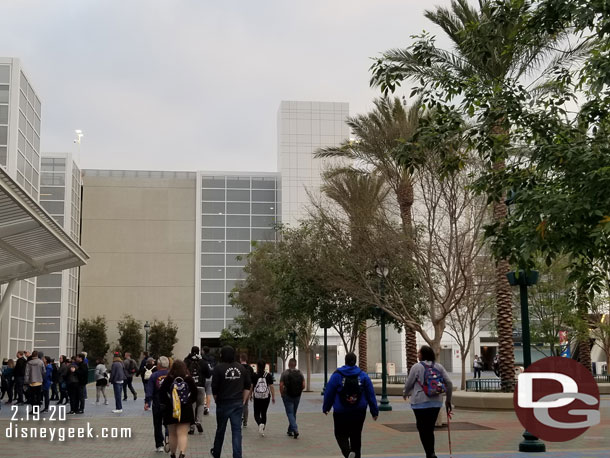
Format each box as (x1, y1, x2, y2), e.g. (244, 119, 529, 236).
(152, 403, 164, 447)
(123, 377, 137, 399)
(413, 407, 441, 458)
(28, 385, 42, 407)
(50, 382, 59, 400)
(59, 383, 69, 404)
(14, 376, 24, 403)
(78, 384, 86, 412)
(474, 368, 482, 378)
(68, 383, 80, 412)
(253, 397, 270, 425)
(333, 410, 366, 458)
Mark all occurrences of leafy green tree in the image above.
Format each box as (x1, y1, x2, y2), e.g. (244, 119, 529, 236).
(78, 316, 110, 363)
(117, 314, 143, 358)
(148, 319, 178, 358)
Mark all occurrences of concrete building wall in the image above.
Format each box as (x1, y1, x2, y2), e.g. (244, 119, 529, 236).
(79, 170, 197, 360)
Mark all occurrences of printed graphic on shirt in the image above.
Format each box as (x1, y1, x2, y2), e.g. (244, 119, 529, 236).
(225, 367, 242, 380)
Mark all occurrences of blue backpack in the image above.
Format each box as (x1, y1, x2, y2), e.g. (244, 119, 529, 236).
(418, 362, 446, 397)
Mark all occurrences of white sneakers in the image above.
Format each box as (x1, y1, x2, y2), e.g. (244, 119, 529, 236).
(155, 446, 164, 453)
(348, 453, 356, 458)
(258, 423, 265, 436)
(112, 409, 122, 414)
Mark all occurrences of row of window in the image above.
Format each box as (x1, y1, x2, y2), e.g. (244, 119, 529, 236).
(201, 279, 243, 293)
(202, 201, 276, 215)
(200, 319, 234, 333)
(201, 176, 278, 189)
(202, 227, 275, 241)
(202, 189, 276, 202)
(202, 254, 246, 267)
(200, 306, 240, 319)
(201, 215, 276, 228)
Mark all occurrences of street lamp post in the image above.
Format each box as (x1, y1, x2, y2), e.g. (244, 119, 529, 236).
(290, 331, 297, 359)
(376, 263, 392, 412)
(507, 269, 545, 453)
(144, 321, 151, 353)
(321, 324, 328, 395)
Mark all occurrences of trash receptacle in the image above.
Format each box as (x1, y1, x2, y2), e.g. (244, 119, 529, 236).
(387, 362, 396, 376)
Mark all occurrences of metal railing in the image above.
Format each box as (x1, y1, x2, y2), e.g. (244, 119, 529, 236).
(466, 378, 505, 392)
(594, 374, 610, 383)
(368, 373, 407, 384)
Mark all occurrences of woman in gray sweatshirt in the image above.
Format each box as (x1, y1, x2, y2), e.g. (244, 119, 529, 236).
(403, 345, 453, 458)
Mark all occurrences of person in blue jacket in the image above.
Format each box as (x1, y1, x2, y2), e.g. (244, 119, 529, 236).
(322, 352, 378, 458)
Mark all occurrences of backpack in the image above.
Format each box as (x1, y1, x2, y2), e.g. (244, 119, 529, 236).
(253, 372, 270, 399)
(171, 377, 190, 421)
(337, 370, 363, 407)
(284, 370, 304, 398)
(202, 354, 216, 374)
(418, 362, 446, 397)
(187, 358, 202, 384)
(144, 365, 155, 381)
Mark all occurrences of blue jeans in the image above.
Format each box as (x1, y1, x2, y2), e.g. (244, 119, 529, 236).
(212, 400, 243, 458)
(282, 395, 301, 433)
(113, 383, 123, 410)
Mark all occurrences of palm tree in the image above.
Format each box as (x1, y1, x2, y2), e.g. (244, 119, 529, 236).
(370, 0, 573, 388)
(321, 169, 390, 371)
(316, 96, 423, 370)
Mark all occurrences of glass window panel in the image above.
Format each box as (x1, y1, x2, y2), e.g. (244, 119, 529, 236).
(33, 114, 40, 134)
(226, 202, 250, 214)
(201, 214, 225, 227)
(0, 66, 9, 83)
(18, 131, 25, 151)
(17, 152, 25, 171)
(19, 73, 27, 92)
(252, 228, 276, 241)
(201, 280, 225, 293)
(202, 201, 225, 214)
(52, 215, 64, 226)
(201, 189, 225, 201)
(41, 200, 64, 215)
(26, 103, 34, 124)
(226, 267, 246, 279)
(36, 274, 62, 288)
(252, 179, 276, 189)
(19, 93, 26, 112)
(252, 190, 275, 202)
(226, 279, 243, 291)
(226, 177, 250, 188)
(201, 177, 225, 188)
(226, 307, 241, 319)
(0, 105, 7, 124)
(0, 85, 8, 103)
(40, 186, 65, 200)
(201, 254, 224, 265)
(34, 95, 41, 115)
(226, 228, 250, 240)
(252, 203, 276, 215)
(37, 288, 61, 302)
(200, 306, 225, 319)
(202, 267, 225, 279)
(226, 190, 249, 201)
(226, 254, 247, 266)
(201, 241, 224, 253)
(35, 318, 60, 332)
(252, 216, 276, 227)
(34, 333, 60, 347)
(201, 227, 225, 240)
(226, 241, 251, 253)
(227, 215, 249, 227)
(0, 146, 6, 166)
(0, 126, 6, 145)
(200, 320, 225, 333)
(200, 293, 225, 306)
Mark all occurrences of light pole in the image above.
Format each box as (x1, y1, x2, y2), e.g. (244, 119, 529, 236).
(376, 263, 392, 412)
(144, 321, 151, 353)
(321, 319, 329, 395)
(290, 330, 297, 359)
(507, 269, 544, 453)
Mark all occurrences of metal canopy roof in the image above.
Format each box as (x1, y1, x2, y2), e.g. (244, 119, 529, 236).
(0, 166, 88, 284)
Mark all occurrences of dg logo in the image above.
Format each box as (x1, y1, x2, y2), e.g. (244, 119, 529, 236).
(514, 356, 601, 442)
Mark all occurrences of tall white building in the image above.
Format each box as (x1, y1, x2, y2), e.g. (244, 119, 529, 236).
(0, 58, 42, 357)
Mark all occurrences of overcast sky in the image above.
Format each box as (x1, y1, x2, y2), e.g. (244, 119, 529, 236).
(2, 0, 452, 172)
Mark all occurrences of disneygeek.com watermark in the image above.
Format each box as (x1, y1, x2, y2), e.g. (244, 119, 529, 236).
(3, 405, 131, 442)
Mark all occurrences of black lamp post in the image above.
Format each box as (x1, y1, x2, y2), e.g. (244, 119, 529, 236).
(507, 269, 545, 453)
(321, 321, 329, 395)
(290, 330, 297, 359)
(144, 321, 151, 353)
(376, 263, 392, 412)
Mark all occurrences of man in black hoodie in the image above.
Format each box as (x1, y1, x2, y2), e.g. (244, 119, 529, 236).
(185, 346, 211, 435)
(210, 346, 251, 458)
(13, 351, 27, 405)
(75, 354, 89, 414)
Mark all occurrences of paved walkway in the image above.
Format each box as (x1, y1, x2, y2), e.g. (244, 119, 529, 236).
(0, 376, 608, 457)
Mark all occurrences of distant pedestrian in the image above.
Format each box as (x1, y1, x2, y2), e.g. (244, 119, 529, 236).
(238, 353, 254, 427)
(109, 353, 127, 413)
(403, 345, 453, 458)
(13, 351, 26, 405)
(280, 357, 305, 438)
(137, 351, 149, 387)
(2, 359, 14, 404)
(57, 357, 69, 405)
(201, 346, 216, 415)
(41, 356, 53, 412)
(185, 346, 210, 435)
(251, 359, 275, 436)
(493, 354, 500, 377)
(145, 356, 170, 453)
(66, 362, 80, 414)
(123, 352, 138, 401)
(75, 354, 88, 414)
(24, 351, 45, 408)
(50, 358, 59, 401)
(473, 355, 483, 379)
(323, 352, 378, 458)
(94, 358, 109, 405)
(158, 360, 197, 458)
(210, 346, 251, 458)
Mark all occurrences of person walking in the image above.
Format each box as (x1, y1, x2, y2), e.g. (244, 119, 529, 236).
(201, 346, 216, 416)
(158, 360, 197, 458)
(41, 356, 53, 412)
(94, 358, 109, 405)
(13, 351, 27, 405)
(238, 353, 254, 427)
(109, 352, 126, 413)
(323, 352, 379, 458)
(280, 357, 305, 438)
(122, 352, 138, 401)
(75, 354, 88, 414)
(493, 354, 500, 377)
(2, 359, 14, 404)
(403, 345, 453, 458)
(251, 359, 275, 436)
(137, 351, 149, 387)
(184, 346, 210, 435)
(210, 346, 251, 458)
(24, 351, 45, 408)
(57, 357, 69, 405)
(66, 361, 80, 414)
(473, 355, 483, 379)
(145, 356, 170, 453)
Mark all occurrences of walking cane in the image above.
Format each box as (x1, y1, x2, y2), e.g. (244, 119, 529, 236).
(447, 406, 454, 458)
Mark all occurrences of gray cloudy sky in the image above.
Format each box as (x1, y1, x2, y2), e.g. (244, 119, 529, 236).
(2, 0, 452, 172)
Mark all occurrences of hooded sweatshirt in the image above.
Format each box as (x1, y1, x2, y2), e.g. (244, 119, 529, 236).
(322, 364, 379, 417)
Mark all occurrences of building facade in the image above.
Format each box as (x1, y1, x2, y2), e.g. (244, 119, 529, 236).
(0, 58, 42, 358)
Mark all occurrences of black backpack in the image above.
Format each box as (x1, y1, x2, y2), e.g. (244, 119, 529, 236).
(284, 370, 304, 398)
(337, 370, 363, 407)
(187, 358, 202, 385)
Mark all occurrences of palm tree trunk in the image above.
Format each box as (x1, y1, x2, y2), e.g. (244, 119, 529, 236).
(577, 283, 592, 372)
(358, 322, 367, 371)
(405, 326, 418, 371)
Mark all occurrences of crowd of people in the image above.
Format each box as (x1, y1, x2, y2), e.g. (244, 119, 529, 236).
(1, 344, 452, 458)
